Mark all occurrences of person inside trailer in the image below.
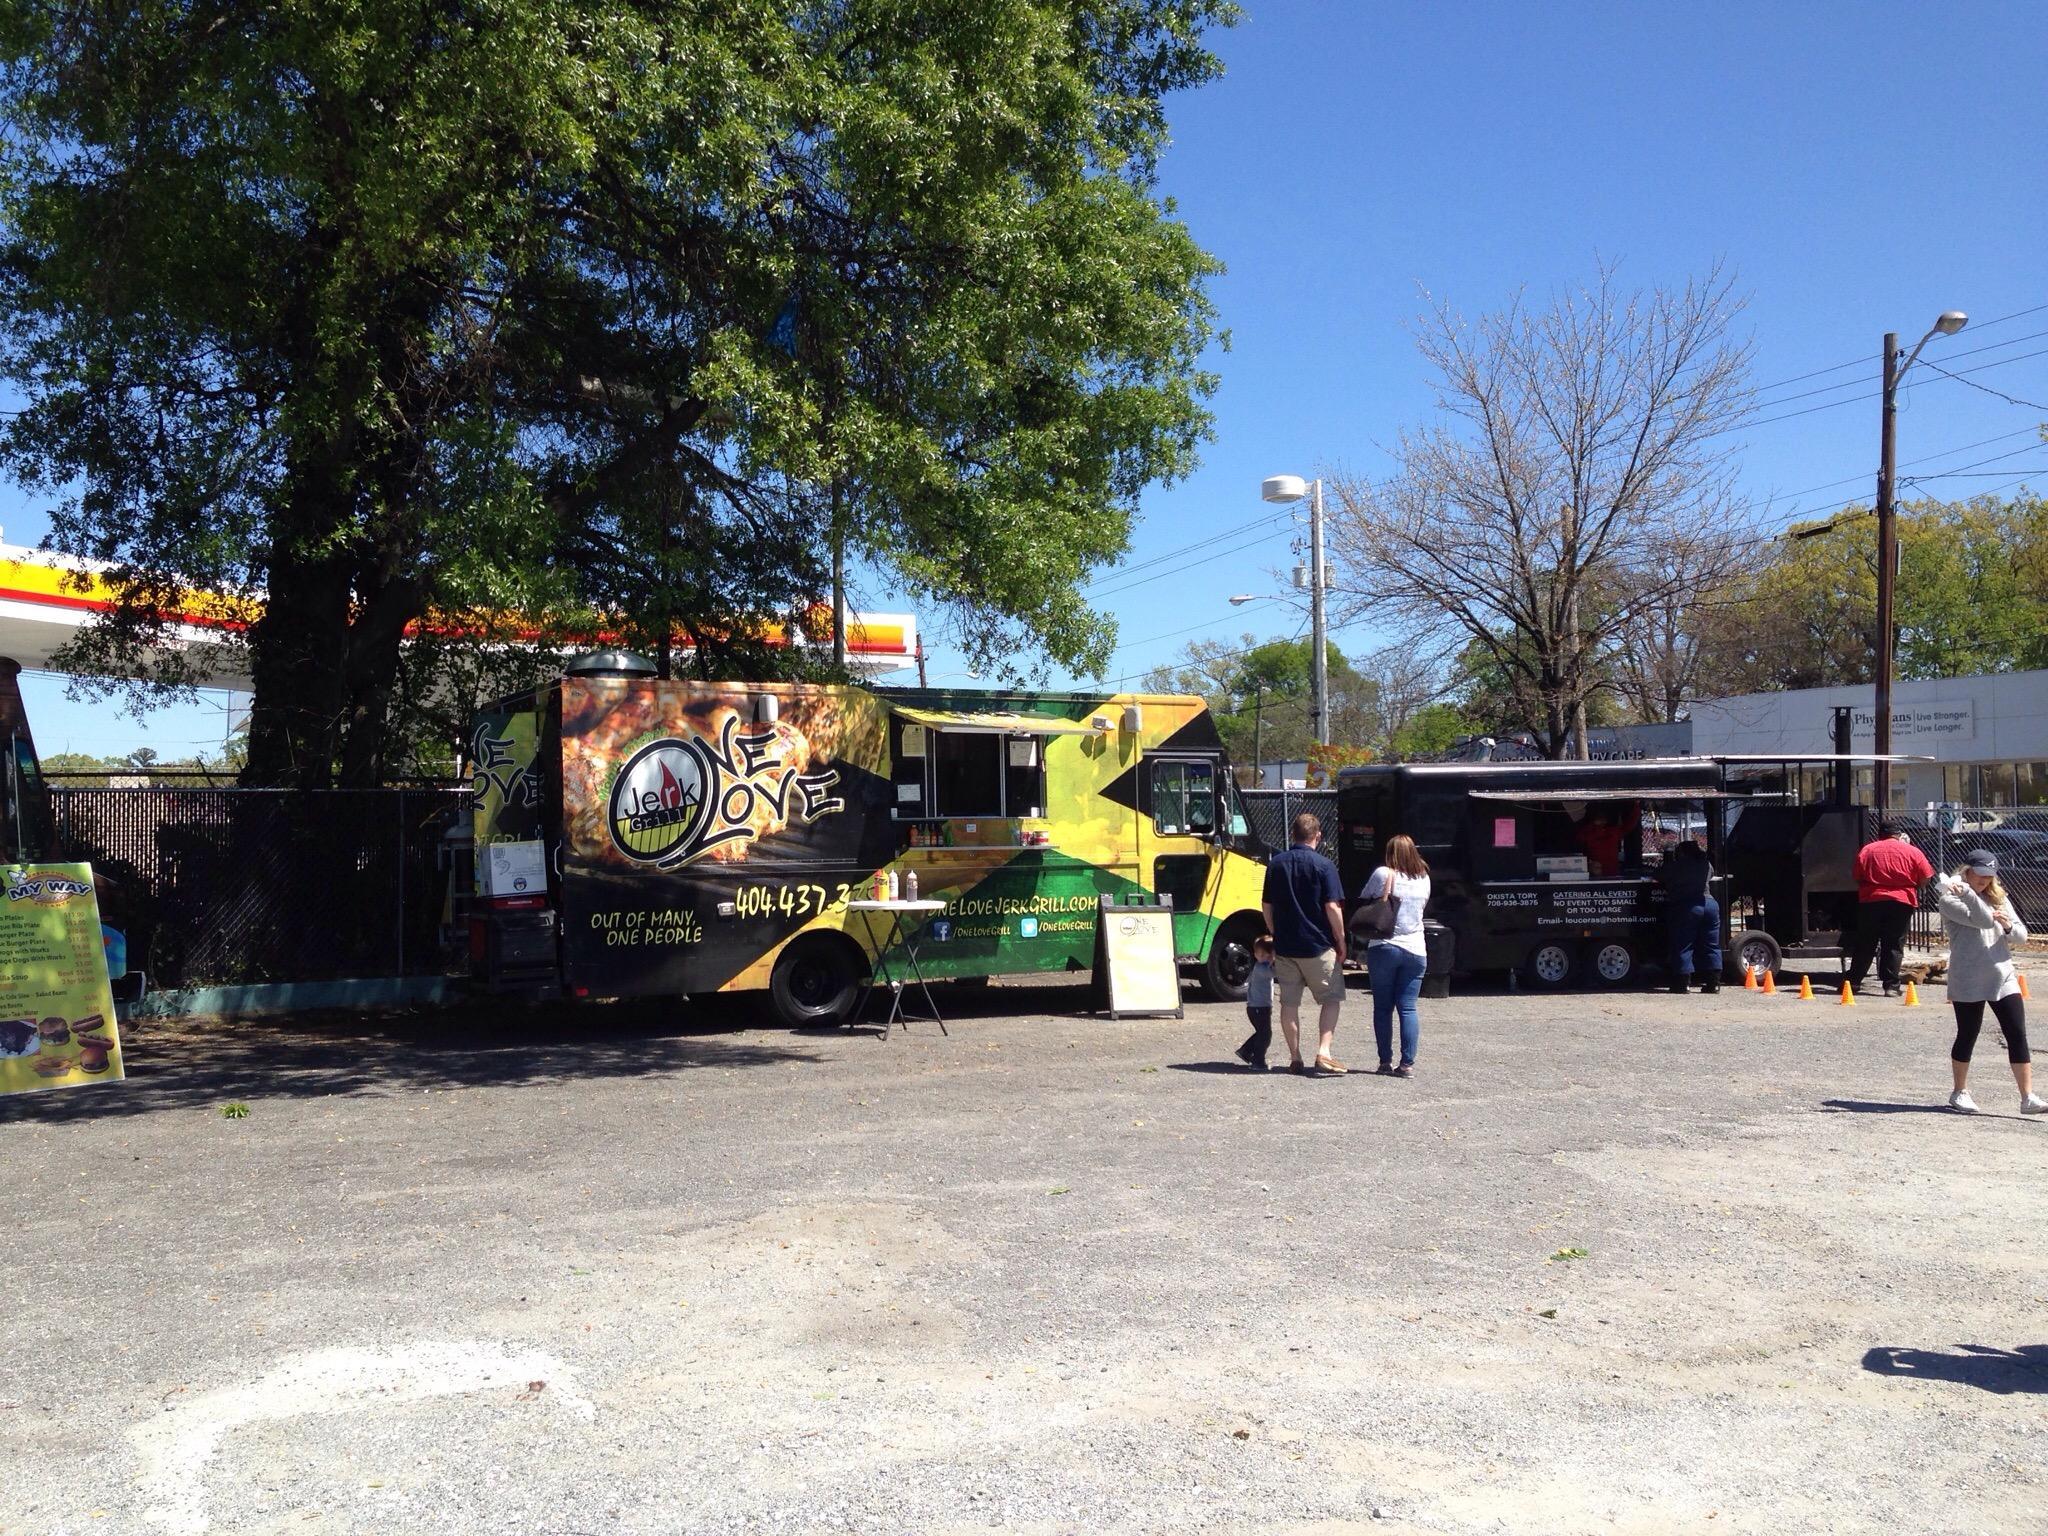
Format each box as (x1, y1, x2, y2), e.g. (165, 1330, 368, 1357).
(1573, 804, 1626, 877)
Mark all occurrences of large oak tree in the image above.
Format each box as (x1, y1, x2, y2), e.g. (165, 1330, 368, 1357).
(1, 0, 1230, 784)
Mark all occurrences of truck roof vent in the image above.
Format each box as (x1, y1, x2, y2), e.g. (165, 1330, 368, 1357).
(565, 649, 658, 679)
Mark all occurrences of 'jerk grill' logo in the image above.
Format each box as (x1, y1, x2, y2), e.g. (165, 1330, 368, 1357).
(607, 716, 843, 868)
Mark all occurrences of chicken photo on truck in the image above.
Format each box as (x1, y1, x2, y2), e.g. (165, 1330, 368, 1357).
(466, 654, 1271, 1026)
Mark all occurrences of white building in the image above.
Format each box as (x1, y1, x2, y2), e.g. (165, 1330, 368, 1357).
(1688, 670, 2048, 813)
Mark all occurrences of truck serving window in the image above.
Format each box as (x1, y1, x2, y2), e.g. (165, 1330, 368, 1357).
(933, 730, 1003, 817)
(1152, 759, 1217, 836)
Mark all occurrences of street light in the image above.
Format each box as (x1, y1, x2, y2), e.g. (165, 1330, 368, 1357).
(1259, 474, 1328, 745)
(1226, 594, 1259, 606)
(1874, 310, 1967, 811)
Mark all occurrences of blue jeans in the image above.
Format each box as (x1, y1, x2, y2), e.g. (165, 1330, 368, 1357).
(1369, 942, 1427, 1067)
(1668, 895, 1722, 979)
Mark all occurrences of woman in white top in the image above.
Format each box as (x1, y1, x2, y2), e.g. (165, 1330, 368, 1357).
(1360, 834, 1432, 1077)
(1935, 849, 2046, 1115)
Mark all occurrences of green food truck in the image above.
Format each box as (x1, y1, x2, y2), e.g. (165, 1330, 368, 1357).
(464, 653, 1273, 1025)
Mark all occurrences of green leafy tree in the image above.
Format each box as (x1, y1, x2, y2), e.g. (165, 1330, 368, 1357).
(1388, 703, 1479, 760)
(1686, 490, 2048, 699)
(1143, 636, 1379, 764)
(2, 0, 1232, 786)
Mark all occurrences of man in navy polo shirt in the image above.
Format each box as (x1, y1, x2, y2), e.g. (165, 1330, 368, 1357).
(1261, 811, 1348, 1074)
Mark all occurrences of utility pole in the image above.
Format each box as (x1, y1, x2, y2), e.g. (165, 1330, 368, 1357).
(914, 637, 928, 689)
(1259, 472, 1329, 746)
(1874, 331, 1900, 815)
(1252, 678, 1264, 774)
(1309, 477, 1328, 746)
(1869, 311, 1966, 814)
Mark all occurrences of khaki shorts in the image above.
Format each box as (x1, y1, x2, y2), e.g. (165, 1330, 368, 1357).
(1273, 951, 1344, 1007)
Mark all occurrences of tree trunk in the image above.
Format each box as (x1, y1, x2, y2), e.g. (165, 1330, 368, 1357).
(242, 496, 354, 788)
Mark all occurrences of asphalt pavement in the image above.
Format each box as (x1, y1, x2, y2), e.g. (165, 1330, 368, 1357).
(3, 975, 2045, 1535)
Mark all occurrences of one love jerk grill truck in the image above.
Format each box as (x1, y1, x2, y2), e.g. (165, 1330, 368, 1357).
(459, 652, 1273, 1026)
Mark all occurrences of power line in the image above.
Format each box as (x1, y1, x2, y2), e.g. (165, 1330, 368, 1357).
(1087, 520, 1293, 600)
(1743, 325, 2048, 413)
(1107, 596, 1279, 656)
(1085, 506, 1291, 595)
(1738, 301, 2048, 405)
(1903, 469, 2048, 480)
(1759, 427, 2044, 513)
(1913, 356, 2048, 414)
(1729, 345, 2048, 435)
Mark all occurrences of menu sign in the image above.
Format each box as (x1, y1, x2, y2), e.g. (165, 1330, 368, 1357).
(0, 863, 124, 1096)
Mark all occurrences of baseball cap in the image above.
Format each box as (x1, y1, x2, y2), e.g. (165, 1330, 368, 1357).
(1962, 849, 2000, 876)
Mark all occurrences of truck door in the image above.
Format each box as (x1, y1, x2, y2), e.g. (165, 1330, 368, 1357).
(1141, 754, 1224, 952)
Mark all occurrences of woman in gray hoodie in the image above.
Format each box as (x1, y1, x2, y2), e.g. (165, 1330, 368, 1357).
(1936, 849, 2046, 1115)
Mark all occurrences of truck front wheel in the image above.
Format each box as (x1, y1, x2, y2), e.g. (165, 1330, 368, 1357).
(1197, 914, 1262, 1002)
(770, 936, 864, 1028)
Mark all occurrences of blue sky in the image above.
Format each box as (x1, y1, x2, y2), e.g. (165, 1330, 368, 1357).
(8, 0, 2048, 755)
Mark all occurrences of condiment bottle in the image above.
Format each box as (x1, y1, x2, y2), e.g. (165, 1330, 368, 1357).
(887, 869, 900, 901)
(905, 869, 919, 902)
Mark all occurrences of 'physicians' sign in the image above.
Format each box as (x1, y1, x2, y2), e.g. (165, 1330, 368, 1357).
(1850, 702, 1975, 747)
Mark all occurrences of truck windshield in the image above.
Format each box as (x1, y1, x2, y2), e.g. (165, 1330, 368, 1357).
(1152, 759, 1216, 836)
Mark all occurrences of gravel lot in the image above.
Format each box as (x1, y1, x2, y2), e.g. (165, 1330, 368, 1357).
(3, 974, 2046, 1536)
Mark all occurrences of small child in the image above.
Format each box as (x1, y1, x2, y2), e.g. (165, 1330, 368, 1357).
(1235, 934, 1276, 1070)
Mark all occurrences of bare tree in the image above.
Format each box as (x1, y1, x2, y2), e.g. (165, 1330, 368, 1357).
(1605, 527, 1745, 723)
(1328, 264, 1754, 758)
(1350, 636, 1447, 743)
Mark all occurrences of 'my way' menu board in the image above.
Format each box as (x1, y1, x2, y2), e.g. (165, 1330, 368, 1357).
(0, 864, 124, 1097)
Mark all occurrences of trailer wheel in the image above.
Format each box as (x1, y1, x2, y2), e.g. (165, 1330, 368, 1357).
(1521, 940, 1577, 990)
(770, 935, 863, 1028)
(1198, 914, 1262, 1002)
(1725, 930, 1782, 987)
(1585, 939, 1637, 988)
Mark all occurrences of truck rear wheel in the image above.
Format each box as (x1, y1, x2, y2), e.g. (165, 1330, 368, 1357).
(1198, 914, 1262, 1002)
(770, 935, 863, 1028)
(1521, 940, 1577, 990)
(1725, 930, 1782, 987)
(1585, 939, 1638, 987)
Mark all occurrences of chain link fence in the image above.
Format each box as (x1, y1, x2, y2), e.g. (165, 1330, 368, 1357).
(1238, 789, 1337, 863)
(1900, 805, 2048, 945)
(48, 784, 467, 988)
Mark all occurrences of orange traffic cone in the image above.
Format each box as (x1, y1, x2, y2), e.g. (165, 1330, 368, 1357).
(1743, 964, 1758, 991)
(1901, 981, 1921, 1007)
(1838, 980, 1857, 1006)
(1761, 970, 1778, 995)
(2022, 973, 2033, 1001)
(1797, 974, 1814, 1001)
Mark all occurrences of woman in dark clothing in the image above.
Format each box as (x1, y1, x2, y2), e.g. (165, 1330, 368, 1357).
(1658, 838, 1721, 993)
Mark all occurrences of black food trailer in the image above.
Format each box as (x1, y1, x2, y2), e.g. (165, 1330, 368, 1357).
(1335, 759, 1767, 988)
(1713, 743, 1932, 979)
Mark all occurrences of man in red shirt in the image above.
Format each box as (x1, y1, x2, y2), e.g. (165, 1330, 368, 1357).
(1847, 820, 1935, 996)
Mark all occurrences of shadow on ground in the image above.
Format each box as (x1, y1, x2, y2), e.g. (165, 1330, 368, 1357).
(0, 977, 1138, 1124)
(1863, 1344, 2048, 1394)
(0, 994, 822, 1124)
(1820, 1099, 1962, 1116)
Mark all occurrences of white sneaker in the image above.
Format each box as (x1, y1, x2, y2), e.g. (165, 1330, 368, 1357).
(2022, 1093, 2048, 1116)
(1949, 1090, 1980, 1114)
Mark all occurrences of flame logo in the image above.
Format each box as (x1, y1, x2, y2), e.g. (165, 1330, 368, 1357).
(608, 740, 712, 862)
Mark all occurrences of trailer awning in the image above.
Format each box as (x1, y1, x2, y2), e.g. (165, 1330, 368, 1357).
(1468, 788, 1760, 804)
(1712, 753, 1933, 763)
(893, 706, 1104, 736)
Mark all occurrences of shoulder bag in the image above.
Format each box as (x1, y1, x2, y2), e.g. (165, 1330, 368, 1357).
(1349, 875, 1399, 946)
